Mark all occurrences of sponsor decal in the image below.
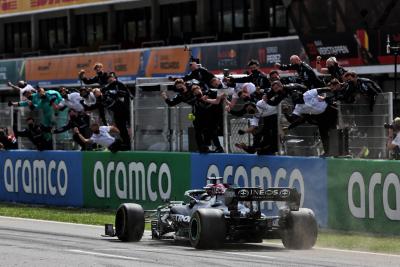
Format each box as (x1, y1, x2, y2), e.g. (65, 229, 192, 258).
(171, 214, 190, 223)
(348, 171, 400, 220)
(3, 158, 68, 196)
(238, 189, 250, 197)
(92, 161, 172, 201)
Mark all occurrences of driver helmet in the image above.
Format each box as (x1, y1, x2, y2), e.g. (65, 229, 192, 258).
(205, 183, 227, 196)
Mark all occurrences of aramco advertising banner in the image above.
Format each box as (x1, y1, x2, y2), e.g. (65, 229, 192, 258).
(327, 159, 400, 235)
(190, 154, 328, 227)
(0, 1, 117, 17)
(25, 51, 142, 85)
(82, 152, 191, 209)
(0, 151, 83, 206)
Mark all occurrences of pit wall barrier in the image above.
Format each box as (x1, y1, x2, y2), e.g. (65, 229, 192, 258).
(0, 151, 399, 234)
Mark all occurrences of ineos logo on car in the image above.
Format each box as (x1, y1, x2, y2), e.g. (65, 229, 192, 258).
(238, 189, 249, 197)
(279, 189, 290, 198)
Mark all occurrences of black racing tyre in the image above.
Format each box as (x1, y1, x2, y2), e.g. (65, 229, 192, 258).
(281, 208, 318, 249)
(189, 209, 226, 249)
(115, 203, 145, 242)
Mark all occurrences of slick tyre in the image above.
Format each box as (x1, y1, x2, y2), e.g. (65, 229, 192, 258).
(189, 209, 226, 249)
(281, 208, 318, 249)
(115, 203, 145, 242)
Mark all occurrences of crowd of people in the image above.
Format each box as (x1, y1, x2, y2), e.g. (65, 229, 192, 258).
(162, 55, 384, 156)
(4, 63, 132, 152)
(0, 55, 393, 157)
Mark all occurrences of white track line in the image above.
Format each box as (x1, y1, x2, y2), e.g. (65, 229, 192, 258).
(0, 215, 103, 228)
(223, 251, 275, 259)
(68, 249, 139, 260)
(263, 241, 400, 258)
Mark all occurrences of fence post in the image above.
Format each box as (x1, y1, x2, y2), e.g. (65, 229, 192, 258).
(223, 102, 229, 153)
(130, 97, 135, 150)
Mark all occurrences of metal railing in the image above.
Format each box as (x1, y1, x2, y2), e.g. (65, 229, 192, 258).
(1, 77, 393, 158)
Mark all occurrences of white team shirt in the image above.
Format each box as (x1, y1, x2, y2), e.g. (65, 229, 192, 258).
(20, 84, 36, 100)
(250, 99, 278, 127)
(60, 92, 84, 112)
(89, 126, 115, 147)
(293, 89, 327, 116)
(392, 135, 400, 147)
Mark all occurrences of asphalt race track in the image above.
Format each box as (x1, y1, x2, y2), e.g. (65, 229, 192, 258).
(0, 216, 399, 267)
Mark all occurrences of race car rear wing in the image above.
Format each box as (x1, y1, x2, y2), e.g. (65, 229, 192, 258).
(224, 187, 301, 211)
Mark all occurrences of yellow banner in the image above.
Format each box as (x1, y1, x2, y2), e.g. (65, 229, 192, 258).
(0, 0, 111, 15)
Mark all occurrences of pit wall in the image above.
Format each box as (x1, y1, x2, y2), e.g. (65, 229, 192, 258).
(0, 151, 399, 235)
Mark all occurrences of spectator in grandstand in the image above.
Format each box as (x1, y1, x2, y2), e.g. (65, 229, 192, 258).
(74, 123, 122, 153)
(275, 55, 325, 88)
(79, 62, 109, 87)
(315, 56, 348, 83)
(386, 117, 400, 160)
(12, 110, 53, 151)
(7, 80, 36, 100)
(342, 71, 382, 111)
(226, 59, 270, 89)
(53, 108, 92, 151)
(235, 95, 279, 155)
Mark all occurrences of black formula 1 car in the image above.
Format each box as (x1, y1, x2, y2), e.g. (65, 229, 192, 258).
(104, 177, 318, 249)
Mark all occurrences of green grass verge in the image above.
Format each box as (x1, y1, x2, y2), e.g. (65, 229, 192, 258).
(0, 202, 399, 254)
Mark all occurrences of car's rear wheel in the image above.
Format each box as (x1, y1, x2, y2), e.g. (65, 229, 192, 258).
(189, 209, 226, 249)
(115, 203, 145, 242)
(281, 208, 318, 249)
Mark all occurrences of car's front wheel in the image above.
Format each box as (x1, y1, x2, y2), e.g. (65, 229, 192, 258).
(115, 203, 145, 242)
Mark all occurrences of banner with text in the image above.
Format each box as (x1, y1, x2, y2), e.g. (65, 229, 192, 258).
(25, 51, 142, 85)
(190, 154, 328, 227)
(82, 152, 191, 209)
(328, 158, 400, 235)
(199, 37, 307, 74)
(0, 151, 83, 206)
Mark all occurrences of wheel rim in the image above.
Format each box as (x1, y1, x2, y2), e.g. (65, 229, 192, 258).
(190, 218, 199, 241)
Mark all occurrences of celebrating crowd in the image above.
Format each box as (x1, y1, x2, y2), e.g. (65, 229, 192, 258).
(1, 55, 390, 157)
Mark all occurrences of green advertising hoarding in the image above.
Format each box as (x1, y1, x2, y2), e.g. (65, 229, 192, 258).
(82, 152, 191, 209)
(328, 159, 400, 234)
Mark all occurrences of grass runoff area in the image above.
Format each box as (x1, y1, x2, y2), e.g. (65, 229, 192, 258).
(0, 202, 399, 254)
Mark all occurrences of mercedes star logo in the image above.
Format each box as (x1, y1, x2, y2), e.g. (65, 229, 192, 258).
(238, 189, 249, 197)
(279, 189, 290, 198)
